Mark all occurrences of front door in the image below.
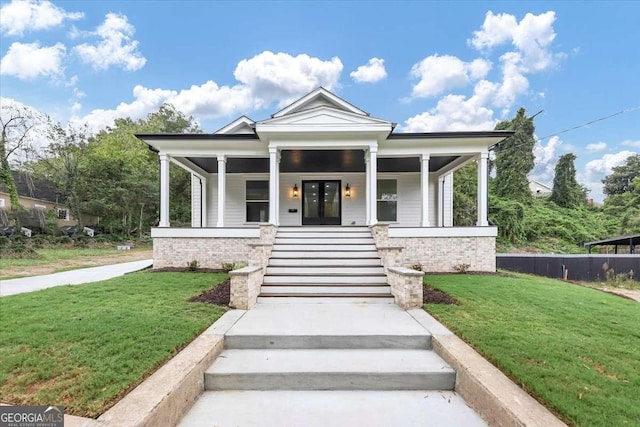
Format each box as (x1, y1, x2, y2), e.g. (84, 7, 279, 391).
(302, 180, 341, 225)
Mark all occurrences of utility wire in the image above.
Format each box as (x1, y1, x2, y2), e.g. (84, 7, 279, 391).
(493, 105, 640, 151)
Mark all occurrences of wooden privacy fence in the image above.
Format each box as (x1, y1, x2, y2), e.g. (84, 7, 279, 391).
(497, 254, 639, 282)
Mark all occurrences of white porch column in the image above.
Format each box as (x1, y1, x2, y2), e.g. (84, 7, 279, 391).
(365, 151, 370, 225)
(269, 147, 278, 225)
(477, 152, 489, 226)
(159, 153, 170, 227)
(369, 147, 378, 225)
(421, 154, 431, 227)
(217, 155, 226, 227)
(201, 178, 207, 227)
(437, 175, 444, 227)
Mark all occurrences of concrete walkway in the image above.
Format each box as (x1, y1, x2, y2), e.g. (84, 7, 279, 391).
(179, 303, 487, 427)
(0, 259, 153, 297)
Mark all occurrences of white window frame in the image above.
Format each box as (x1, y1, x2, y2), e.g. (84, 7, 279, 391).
(245, 180, 269, 223)
(0, 198, 5, 208)
(57, 208, 69, 221)
(376, 178, 398, 222)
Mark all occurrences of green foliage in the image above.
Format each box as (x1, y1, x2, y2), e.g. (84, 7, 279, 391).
(453, 162, 477, 226)
(550, 153, 586, 208)
(494, 108, 536, 204)
(187, 259, 200, 271)
(601, 177, 640, 235)
(602, 153, 640, 196)
(489, 195, 526, 243)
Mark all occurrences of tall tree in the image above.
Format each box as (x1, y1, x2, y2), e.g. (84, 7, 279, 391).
(493, 108, 536, 204)
(31, 123, 89, 231)
(0, 102, 41, 209)
(550, 153, 585, 208)
(602, 154, 640, 196)
(453, 163, 477, 226)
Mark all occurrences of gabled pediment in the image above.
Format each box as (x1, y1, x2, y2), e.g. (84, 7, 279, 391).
(271, 87, 368, 118)
(258, 106, 391, 127)
(215, 115, 255, 134)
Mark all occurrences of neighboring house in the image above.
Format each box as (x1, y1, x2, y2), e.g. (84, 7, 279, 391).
(529, 179, 552, 197)
(0, 171, 97, 229)
(136, 88, 513, 272)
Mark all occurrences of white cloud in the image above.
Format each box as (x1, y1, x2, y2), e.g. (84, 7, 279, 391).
(71, 51, 344, 132)
(530, 135, 562, 184)
(586, 142, 607, 152)
(402, 80, 498, 131)
(350, 57, 387, 83)
(234, 51, 343, 107)
(470, 11, 560, 72)
(0, 0, 83, 36)
(402, 11, 562, 132)
(0, 42, 66, 80)
(584, 150, 636, 201)
(409, 55, 491, 98)
(73, 13, 146, 71)
(621, 140, 640, 148)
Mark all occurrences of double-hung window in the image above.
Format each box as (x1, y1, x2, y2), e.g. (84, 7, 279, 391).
(246, 181, 269, 223)
(377, 179, 397, 222)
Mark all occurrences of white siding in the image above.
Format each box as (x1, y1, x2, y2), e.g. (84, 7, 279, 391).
(202, 171, 445, 228)
(207, 174, 217, 227)
(443, 173, 453, 227)
(191, 174, 201, 227)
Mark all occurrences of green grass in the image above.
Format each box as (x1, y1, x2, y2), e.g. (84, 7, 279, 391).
(424, 273, 640, 427)
(0, 271, 227, 418)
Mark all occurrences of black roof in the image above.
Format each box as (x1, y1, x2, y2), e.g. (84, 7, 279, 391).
(584, 234, 640, 248)
(0, 171, 60, 203)
(388, 131, 515, 139)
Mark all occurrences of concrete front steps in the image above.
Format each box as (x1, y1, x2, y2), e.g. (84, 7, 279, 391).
(260, 226, 393, 303)
(179, 305, 486, 427)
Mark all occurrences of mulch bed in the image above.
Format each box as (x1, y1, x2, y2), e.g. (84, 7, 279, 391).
(189, 279, 230, 306)
(423, 284, 460, 305)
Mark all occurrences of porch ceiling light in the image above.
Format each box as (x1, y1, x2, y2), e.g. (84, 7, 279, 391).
(345, 183, 351, 198)
(293, 184, 299, 198)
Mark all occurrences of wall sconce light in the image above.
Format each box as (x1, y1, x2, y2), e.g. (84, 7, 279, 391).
(345, 183, 351, 198)
(293, 184, 299, 198)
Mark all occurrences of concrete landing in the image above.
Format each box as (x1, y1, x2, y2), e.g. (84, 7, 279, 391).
(179, 390, 487, 427)
(225, 303, 428, 337)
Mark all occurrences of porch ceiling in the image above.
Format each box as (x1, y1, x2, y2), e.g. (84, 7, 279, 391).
(185, 151, 461, 174)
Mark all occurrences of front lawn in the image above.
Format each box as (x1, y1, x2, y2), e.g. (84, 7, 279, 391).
(0, 271, 227, 418)
(424, 273, 640, 427)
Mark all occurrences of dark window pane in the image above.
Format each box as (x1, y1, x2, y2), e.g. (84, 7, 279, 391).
(246, 202, 269, 222)
(246, 180, 269, 200)
(377, 201, 397, 222)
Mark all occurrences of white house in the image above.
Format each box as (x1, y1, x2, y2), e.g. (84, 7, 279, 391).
(136, 88, 512, 307)
(529, 179, 552, 197)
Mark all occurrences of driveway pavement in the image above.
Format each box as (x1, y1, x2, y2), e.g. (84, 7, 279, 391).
(0, 259, 153, 297)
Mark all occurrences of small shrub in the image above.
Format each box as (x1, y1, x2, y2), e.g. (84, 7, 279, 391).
(222, 262, 245, 273)
(453, 263, 471, 274)
(187, 260, 200, 271)
(410, 264, 423, 271)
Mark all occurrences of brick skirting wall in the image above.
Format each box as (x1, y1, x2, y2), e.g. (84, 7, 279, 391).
(153, 237, 257, 269)
(371, 224, 496, 273)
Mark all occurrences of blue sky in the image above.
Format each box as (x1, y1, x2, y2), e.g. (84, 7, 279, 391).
(1, 1, 638, 201)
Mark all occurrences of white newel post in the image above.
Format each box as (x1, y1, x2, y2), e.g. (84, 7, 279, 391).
(421, 154, 431, 227)
(365, 151, 370, 225)
(201, 178, 207, 227)
(159, 153, 170, 227)
(477, 152, 489, 226)
(269, 148, 278, 225)
(369, 147, 378, 225)
(217, 155, 226, 227)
